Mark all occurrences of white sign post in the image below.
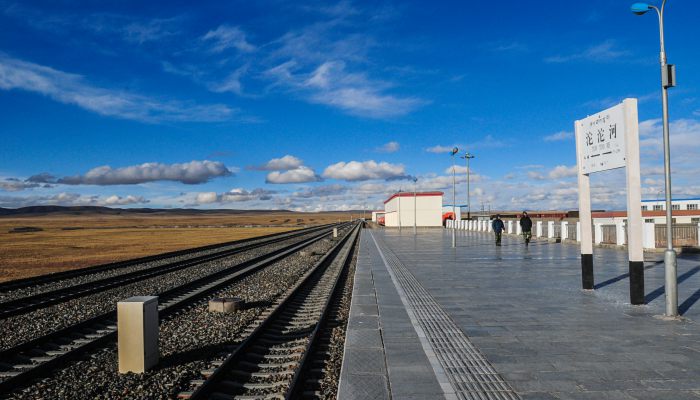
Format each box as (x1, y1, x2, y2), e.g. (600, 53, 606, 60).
(575, 98, 644, 304)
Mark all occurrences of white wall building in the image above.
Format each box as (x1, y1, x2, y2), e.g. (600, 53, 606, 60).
(371, 211, 385, 223)
(641, 198, 700, 212)
(383, 191, 443, 227)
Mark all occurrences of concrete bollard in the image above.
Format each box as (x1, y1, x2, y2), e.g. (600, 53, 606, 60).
(536, 221, 543, 237)
(594, 224, 603, 244)
(616, 222, 626, 246)
(333, 227, 338, 238)
(516, 222, 522, 235)
(576, 222, 581, 242)
(208, 297, 244, 313)
(507, 221, 513, 234)
(118, 296, 159, 374)
(643, 222, 656, 249)
(547, 221, 554, 239)
(562, 221, 568, 240)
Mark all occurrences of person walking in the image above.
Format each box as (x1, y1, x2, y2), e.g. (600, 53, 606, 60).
(520, 211, 533, 246)
(492, 215, 505, 246)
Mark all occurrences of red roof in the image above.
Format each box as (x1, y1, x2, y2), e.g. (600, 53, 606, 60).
(384, 191, 443, 204)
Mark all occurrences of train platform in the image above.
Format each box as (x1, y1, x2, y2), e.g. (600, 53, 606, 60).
(338, 228, 700, 400)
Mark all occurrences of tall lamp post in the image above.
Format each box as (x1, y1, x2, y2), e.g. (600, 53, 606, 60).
(632, 1, 678, 317)
(450, 147, 459, 247)
(461, 152, 475, 220)
(413, 177, 418, 235)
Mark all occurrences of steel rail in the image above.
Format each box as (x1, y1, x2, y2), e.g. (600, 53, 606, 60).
(181, 223, 360, 400)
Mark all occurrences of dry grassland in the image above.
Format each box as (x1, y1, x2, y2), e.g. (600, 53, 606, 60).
(0, 212, 350, 282)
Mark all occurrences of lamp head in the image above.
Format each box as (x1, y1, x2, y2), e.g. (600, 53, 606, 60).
(451, 147, 459, 155)
(631, 2, 651, 15)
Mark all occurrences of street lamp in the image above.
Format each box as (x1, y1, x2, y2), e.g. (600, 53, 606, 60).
(632, 0, 678, 317)
(461, 152, 475, 220)
(450, 147, 459, 247)
(413, 177, 418, 235)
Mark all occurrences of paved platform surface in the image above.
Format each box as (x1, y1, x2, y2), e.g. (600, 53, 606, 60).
(338, 228, 700, 400)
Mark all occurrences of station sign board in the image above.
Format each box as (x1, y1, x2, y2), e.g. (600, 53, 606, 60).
(576, 103, 626, 175)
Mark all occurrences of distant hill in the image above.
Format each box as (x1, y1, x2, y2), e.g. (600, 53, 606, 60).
(0, 206, 295, 217)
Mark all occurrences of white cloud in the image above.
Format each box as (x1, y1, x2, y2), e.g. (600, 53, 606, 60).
(548, 165, 578, 179)
(251, 155, 304, 171)
(322, 160, 407, 181)
(0, 192, 149, 208)
(202, 25, 255, 53)
(0, 54, 236, 123)
(425, 145, 456, 154)
(545, 40, 632, 63)
(0, 179, 42, 192)
(375, 141, 400, 153)
(58, 160, 233, 185)
(103, 195, 149, 205)
(444, 165, 472, 175)
(544, 131, 573, 142)
(527, 171, 545, 180)
(266, 60, 422, 118)
(193, 188, 276, 204)
(266, 166, 322, 184)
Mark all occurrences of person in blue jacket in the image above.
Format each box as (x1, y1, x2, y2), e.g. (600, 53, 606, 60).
(492, 215, 505, 246)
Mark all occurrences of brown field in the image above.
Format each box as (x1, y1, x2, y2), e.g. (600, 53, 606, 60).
(0, 211, 353, 282)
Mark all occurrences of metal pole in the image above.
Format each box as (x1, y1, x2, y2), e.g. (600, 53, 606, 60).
(653, 0, 677, 316)
(413, 179, 417, 235)
(451, 149, 457, 248)
(398, 192, 402, 233)
(467, 156, 471, 220)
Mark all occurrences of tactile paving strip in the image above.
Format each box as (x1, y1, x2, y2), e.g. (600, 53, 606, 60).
(370, 232, 521, 400)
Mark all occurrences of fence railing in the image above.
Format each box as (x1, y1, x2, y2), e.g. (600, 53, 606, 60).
(567, 224, 577, 241)
(655, 224, 698, 248)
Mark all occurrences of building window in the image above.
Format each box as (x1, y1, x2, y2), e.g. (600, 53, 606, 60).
(687, 204, 698, 210)
(641, 205, 648, 211)
(653, 205, 663, 211)
(645, 219, 655, 223)
(672, 204, 681, 211)
(692, 218, 700, 224)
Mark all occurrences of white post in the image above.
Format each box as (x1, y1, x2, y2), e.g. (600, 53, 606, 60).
(536, 221, 543, 237)
(562, 221, 569, 240)
(643, 222, 656, 249)
(576, 116, 594, 289)
(487, 221, 492, 232)
(508, 220, 513, 234)
(594, 223, 603, 245)
(623, 98, 645, 304)
(516, 221, 522, 235)
(616, 221, 626, 246)
(548, 221, 555, 239)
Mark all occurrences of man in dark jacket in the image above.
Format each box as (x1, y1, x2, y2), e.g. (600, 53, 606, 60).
(492, 215, 505, 246)
(520, 211, 533, 246)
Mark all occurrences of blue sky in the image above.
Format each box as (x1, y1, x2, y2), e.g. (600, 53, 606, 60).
(1, 0, 699, 211)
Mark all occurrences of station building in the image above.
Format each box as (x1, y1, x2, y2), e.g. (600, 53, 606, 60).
(383, 191, 443, 227)
(594, 198, 700, 225)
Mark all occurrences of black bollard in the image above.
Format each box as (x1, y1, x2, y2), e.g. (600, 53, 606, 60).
(581, 254, 593, 289)
(629, 261, 645, 305)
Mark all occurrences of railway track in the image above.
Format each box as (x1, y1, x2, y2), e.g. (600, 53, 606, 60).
(0, 222, 352, 394)
(178, 222, 360, 400)
(0, 224, 335, 319)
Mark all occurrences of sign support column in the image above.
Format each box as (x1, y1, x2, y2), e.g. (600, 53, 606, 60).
(624, 98, 645, 304)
